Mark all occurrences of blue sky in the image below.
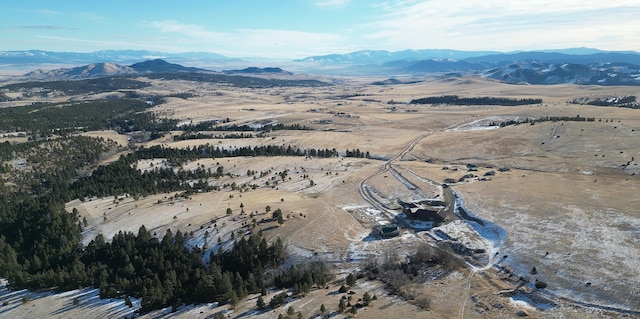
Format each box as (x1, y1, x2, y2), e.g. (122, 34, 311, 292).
(2, 0, 640, 59)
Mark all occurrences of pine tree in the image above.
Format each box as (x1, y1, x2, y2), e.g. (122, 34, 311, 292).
(363, 291, 372, 306)
(227, 290, 239, 308)
(256, 295, 265, 309)
(346, 273, 356, 287)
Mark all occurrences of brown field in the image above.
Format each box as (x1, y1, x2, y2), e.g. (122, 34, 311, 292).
(2, 75, 639, 318)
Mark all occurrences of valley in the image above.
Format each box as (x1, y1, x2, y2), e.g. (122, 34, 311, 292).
(0, 71, 638, 319)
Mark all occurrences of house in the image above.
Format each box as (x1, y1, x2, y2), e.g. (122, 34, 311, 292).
(398, 199, 448, 224)
(408, 208, 447, 223)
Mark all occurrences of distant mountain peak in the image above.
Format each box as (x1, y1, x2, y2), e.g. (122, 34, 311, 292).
(16, 59, 210, 81)
(223, 66, 291, 75)
(129, 59, 206, 73)
(0, 49, 233, 65)
(24, 62, 135, 80)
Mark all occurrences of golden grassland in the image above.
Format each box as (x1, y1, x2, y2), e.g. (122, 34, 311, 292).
(2, 75, 639, 318)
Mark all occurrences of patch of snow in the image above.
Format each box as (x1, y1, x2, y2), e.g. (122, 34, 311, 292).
(0, 279, 141, 318)
(510, 295, 555, 311)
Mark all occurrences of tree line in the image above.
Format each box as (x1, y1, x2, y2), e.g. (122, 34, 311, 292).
(410, 95, 542, 106)
(570, 95, 639, 108)
(0, 99, 176, 138)
(181, 122, 311, 133)
(173, 132, 254, 141)
(1, 77, 150, 96)
(144, 72, 328, 88)
(491, 114, 596, 127)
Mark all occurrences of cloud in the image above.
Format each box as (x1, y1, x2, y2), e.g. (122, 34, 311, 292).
(148, 20, 230, 40)
(315, 0, 351, 7)
(362, 0, 640, 51)
(3, 25, 70, 31)
(36, 9, 61, 16)
(76, 11, 106, 21)
(32, 34, 181, 53)
(147, 20, 347, 58)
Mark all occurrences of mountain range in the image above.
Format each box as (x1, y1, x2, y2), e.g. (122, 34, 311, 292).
(21, 59, 211, 80)
(0, 50, 232, 65)
(3, 48, 640, 85)
(14, 60, 298, 82)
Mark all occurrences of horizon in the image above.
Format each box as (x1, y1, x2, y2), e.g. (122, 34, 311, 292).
(3, 1, 640, 59)
(3, 46, 637, 62)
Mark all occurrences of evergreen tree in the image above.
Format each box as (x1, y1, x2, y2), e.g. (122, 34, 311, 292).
(256, 295, 266, 309)
(346, 273, 356, 287)
(338, 298, 346, 313)
(363, 291, 372, 306)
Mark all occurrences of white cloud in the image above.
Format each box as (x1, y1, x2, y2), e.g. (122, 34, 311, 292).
(148, 20, 229, 40)
(361, 0, 640, 52)
(36, 9, 61, 16)
(315, 0, 351, 7)
(76, 11, 107, 21)
(3, 25, 69, 32)
(37, 35, 162, 51)
(147, 20, 347, 58)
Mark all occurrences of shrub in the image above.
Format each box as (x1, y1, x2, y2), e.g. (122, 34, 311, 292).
(535, 281, 547, 289)
(415, 296, 431, 309)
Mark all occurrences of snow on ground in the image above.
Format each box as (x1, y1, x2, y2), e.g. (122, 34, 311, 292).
(0, 279, 140, 319)
(453, 192, 506, 247)
(447, 116, 514, 132)
(403, 216, 434, 230)
(431, 220, 490, 251)
(510, 292, 557, 312)
(342, 205, 389, 225)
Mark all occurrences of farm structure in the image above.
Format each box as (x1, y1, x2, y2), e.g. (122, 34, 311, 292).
(398, 199, 448, 224)
(377, 224, 400, 238)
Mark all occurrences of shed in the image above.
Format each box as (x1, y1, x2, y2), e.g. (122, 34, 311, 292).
(378, 224, 400, 238)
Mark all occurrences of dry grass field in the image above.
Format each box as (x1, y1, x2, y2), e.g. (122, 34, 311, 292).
(2, 75, 639, 318)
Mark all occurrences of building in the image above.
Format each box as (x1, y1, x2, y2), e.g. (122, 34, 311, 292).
(409, 208, 447, 222)
(398, 199, 448, 223)
(378, 224, 400, 238)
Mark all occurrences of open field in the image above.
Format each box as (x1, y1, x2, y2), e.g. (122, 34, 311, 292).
(2, 75, 639, 318)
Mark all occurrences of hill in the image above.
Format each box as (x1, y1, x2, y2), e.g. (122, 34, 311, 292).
(129, 59, 208, 73)
(24, 62, 136, 80)
(223, 67, 292, 75)
(483, 61, 640, 85)
(18, 59, 210, 81)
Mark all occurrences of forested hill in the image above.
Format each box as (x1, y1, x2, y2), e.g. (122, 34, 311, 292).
(0, 137, 349, 313)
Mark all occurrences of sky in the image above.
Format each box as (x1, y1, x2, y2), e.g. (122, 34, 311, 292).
(2, 0, 640, 59)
